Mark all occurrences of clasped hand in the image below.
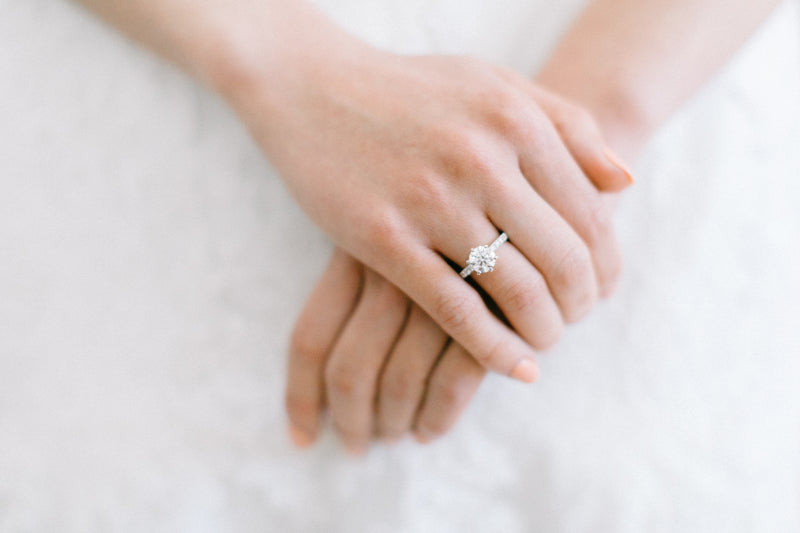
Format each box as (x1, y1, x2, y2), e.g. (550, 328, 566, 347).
(232, 48, 632, 453)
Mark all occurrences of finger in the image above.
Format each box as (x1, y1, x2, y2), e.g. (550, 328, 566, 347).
(463, 71, 624, 297)
(491, 72, 634, 193)
(514, 113, 624, 298)
(325, 270, 409, 455)
(435, 220, 565, 349)
(485, 177, 598, 323)
(413, 342, 486, 444)
(530, 86, 634, 192)
(286, 249, 362, 448)
(389, 246, 540, 384)
(376, 305, 449, 441)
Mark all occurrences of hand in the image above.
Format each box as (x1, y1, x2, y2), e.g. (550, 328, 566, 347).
(286, 249, 486, 453)
(284, 93, 633, 451)
(234, 43, 632, 384)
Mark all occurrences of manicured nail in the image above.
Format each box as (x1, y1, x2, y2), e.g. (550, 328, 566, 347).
(603, 147, 635, 185)
(288, 423, 315, 449)
(509, 358, 539, 383)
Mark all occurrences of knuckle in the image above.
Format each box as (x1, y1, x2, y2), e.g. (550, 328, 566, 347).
(474, 337, 510, 370)
(460, 138, 498, 178)
(430, 377, 475, 417)
(503, 275, 549, 315)
(551, 102, 596, 138)
(551, 244, 597, 323)
(463, 146, 499, 180)
(439, 127, 499, 179)
(406, 172, 452, 213)
(436, 382, 467, 410)
(552, 243, 594, 292)
(285, 394, 317, 420)
(487, 90, 530, 137)
(433, 291, 477, 333)
(325, 363, 365, 399)
(288, 328, 327, 366)
(381, 372, 416, 404)
(363, 208, 407, 260)
(366, 210, 403, 244)
(518, 104, 551, 139)
(582, 200, 615, 248)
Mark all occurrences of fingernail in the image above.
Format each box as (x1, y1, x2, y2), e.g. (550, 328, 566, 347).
(603, 147, 634, 185)
(509, 358, 539, 383)
(288, 423, 315, 449)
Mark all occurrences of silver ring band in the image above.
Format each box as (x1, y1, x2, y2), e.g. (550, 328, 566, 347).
(459, 232, 508, 278)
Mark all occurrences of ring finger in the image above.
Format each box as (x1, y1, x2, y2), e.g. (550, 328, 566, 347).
(436, 216, 565, 352)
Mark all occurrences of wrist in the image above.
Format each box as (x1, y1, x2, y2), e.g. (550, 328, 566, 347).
(205, 10, 390, 167)
(589, 91, 651, 163)
(198, 2, 376, 118)
(535, 70, 654, 162)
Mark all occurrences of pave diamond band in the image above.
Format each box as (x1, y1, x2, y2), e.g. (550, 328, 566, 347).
(459, 232, 508, 278)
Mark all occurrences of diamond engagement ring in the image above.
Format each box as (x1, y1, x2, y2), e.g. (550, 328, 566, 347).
(459, 232, 508, 278)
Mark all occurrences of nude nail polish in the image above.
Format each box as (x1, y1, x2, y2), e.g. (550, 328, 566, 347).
(509, 358, 539, 383)
(603, 147, 635, 185)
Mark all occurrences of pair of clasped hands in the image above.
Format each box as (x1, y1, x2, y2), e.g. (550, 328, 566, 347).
(241, 43, 635, 454)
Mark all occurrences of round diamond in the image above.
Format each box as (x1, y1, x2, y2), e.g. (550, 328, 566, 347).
(466, 245, 497, 275)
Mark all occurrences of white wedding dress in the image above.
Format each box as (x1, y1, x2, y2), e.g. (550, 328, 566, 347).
(1, 0, 799, 531)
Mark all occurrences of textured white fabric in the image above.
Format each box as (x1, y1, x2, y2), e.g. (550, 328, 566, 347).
(1, 0, 799, 531)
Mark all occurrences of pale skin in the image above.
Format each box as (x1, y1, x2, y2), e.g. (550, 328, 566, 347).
(285, 0, 783, 452)
(72, 0, 781, 453)
(75, 0, 631, 372)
